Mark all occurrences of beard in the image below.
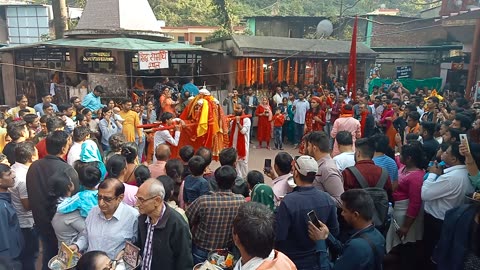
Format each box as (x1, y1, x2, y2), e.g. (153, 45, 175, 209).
(235, 111, 243, 116)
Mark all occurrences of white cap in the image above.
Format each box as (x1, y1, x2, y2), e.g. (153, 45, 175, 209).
(294, 155, 318, 176)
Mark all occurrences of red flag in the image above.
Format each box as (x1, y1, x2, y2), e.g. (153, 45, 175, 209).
(347, 16, 358, 99)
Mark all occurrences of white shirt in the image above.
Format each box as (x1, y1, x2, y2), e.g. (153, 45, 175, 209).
(153, 128, 180, 163)
(333, 152, 356, 172)
(67, 142, 83, 166)
(273, 93, 283, 106)
(422, 165, 474, 220)
(292, 99, 310, 124)
(9, 163, 34, 228)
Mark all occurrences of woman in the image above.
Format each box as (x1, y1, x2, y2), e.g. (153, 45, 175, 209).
(106, 99, 116, 111)
(78, 139, 107, 181)
(299, 96, 326, 154)
(98, 107, 122, 152)
(50, 168, 84, 247)
(165, 159, 184, 205)
(256, 96, 273, 149)
(105, 154, 138, 206)
(386, 142, 427, 269)
(75, 114, 88, 127)
(280, 97, 294, 145)
(380, 100, 397, 149)
(251, 183, 275, 212)
(120, 142, 139, 185)
(82, 108, 100, 138)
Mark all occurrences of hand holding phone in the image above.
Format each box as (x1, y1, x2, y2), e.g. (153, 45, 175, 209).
(264, 159, 272, 174)
(459, 134, 470, 152)
(307, 210, 321, 228)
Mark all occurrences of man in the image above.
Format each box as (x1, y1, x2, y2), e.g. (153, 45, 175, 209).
(195, 147, 218, 192)
(370, 96, 384, 127)
(292, 91, 310, 148)
(420, 122, 440, 161)
(330, 93, 345, 126)
(181, 77, 199, 98)
(67, 126, 90, 166)
(333, 131, 356, 172)
(304, 131, 344, 207)
(275, 155, 339, 270)
(6, 94, 35, 119)
(81, 85, 105, 118)
(229, 103, 251, 179)
(397, 111, 421, 147)
(9, 142, 38, 270)
(241, 87, 258, 138)
(264, 152, 293, 206)
(331, 104, 361, 157)
(42, 104, 55, 117)
(0, 164, 24, 269)
(71, 178, 139, 259)
(372, 134, 399, 188)
(342, 137, 392, 200)
(119, 99, 143, 143)
(3, 120, 28, 165)
(359, 102, 375, 138)
(233, 202, 296, 270)
(153, 112, 181, 163)
(23, 114, 40, 140)
(219, 147, 249, 197)
(136, 179, 193, 270)
(69, 96, 82, 118)
(186, 165, 245, 264)
(35, 116, 66, 159)
(308, 189, 386, 270)
(451, 113, 472, 132)
(149, 144, 170, 178)
(272, 86, 283, 108)
(222, 88, 241, 115)
(58, 103, 75, 133)
(422, 96, 439, 123)
(421, 142, 474, 269)
(26, 130, 78, 269)
(34, 93, 58, 116)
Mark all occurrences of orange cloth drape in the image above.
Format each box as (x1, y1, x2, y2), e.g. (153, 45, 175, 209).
(278, 60, 283, 82)
(286, 60, 290, 84)
(294, 60, 299, 85)
(252, 58, 256, 85)
(269, 60, 273, 82)
(259, 58, 264, 85)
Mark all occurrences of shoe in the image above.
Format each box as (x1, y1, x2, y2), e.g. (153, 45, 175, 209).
(279, 148, 284, 150)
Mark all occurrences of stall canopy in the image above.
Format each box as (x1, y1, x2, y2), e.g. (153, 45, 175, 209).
(0, 37, 224, 53)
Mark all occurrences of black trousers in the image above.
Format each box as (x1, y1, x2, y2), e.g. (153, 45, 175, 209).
(423, 212, 444, 270)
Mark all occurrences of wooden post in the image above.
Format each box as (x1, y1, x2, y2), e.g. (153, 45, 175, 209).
(466, 18, 480, 98)
(52, 0, 69, 39)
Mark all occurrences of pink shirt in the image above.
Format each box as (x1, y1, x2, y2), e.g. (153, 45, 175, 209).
(393, 166, 425, 218)
(330, 116, 361, 157)
(122, 183, 138, 207)
(148, 161, 167, 179)
(271, 173, 293, 206)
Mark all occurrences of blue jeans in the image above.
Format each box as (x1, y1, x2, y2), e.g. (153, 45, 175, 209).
(274, 127, 283, 149)
(294, 122, 304, 144)
(192, 244, 210, 265)
(135, 134, 146, 162)
(20, 227, 39, 270)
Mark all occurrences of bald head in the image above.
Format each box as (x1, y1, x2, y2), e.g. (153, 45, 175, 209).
(155, 144, 171, 161)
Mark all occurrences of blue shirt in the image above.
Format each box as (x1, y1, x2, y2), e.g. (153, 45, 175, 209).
(181, 83, 199, 98)
(183, 175, 210, 204)
(373, 155, 399, 181)
(57, 190, 98, 218)
(82, 92, 105, 113)
(34, 103, 58, 116)
(292, 99, 310, 124)
(275, 186, 338, 268)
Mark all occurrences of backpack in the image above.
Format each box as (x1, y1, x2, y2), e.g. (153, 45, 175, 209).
(345, 166, 389, 230)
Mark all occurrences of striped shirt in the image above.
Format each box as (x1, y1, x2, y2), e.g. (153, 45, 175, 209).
(373, 154, 399, 182)
(186, 190, 245, 251)
(142, 205, 166, 270)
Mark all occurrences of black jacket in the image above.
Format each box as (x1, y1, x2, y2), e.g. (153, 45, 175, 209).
(138, 203, 193, 270)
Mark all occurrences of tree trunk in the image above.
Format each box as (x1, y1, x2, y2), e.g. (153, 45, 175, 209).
(52, 0, 69, 39)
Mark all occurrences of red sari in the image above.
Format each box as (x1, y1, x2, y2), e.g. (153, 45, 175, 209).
(256, 104, 273, 144)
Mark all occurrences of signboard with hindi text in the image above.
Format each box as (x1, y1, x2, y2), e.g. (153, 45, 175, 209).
(138, 50, 169, 70)
(396, 66, 412, 79)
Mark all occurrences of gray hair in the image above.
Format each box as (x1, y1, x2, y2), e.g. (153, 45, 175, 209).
(145, 178, 165, 200)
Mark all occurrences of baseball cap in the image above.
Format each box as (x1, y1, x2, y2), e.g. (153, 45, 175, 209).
(294, 155, 318, 176)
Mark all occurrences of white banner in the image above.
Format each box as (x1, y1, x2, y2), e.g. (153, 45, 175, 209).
(138, 50, 169, 70)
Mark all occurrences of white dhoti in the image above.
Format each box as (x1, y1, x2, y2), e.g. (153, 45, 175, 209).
(236, 159, 248, 179)
(386, 199, 424, 253)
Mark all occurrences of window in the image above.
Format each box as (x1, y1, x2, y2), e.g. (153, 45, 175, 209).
(6, 6, 50, 44)
(178, 36, 185, 43)
(194, 36, 202, 42)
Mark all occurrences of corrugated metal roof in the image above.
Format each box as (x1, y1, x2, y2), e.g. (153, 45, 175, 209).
(0, 37, 224, 53)
(230, 35, 377, 59)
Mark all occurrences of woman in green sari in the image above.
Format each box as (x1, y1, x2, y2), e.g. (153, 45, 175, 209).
(251, 183, 275, 211)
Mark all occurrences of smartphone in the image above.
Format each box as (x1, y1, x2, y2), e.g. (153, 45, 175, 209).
(307, 210, 321, 228)
(460, 134, 470, 152)
(264, 159, 272, 173)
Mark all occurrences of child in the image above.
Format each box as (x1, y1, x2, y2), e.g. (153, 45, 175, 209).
(273, 107, 285, 150)
(112, 107, 125, 123)
(183, 155, 210, 205)
(57, 165, 101, 217)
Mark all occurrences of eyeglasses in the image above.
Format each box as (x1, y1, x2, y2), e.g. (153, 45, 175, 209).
(95, 194, 118, 203)
(135, 195, 158, 204)
(102, 260, 118, 270)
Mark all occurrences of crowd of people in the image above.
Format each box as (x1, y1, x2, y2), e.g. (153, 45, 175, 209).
(0, 78, 479, 270)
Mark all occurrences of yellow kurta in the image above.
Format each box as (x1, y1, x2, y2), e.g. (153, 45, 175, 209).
(119, 110, 140, 142)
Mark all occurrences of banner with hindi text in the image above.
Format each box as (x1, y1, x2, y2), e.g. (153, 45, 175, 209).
(138, 50, 169, 70)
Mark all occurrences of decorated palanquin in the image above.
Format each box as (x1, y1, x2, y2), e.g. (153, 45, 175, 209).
(175, 89, 230, 160)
